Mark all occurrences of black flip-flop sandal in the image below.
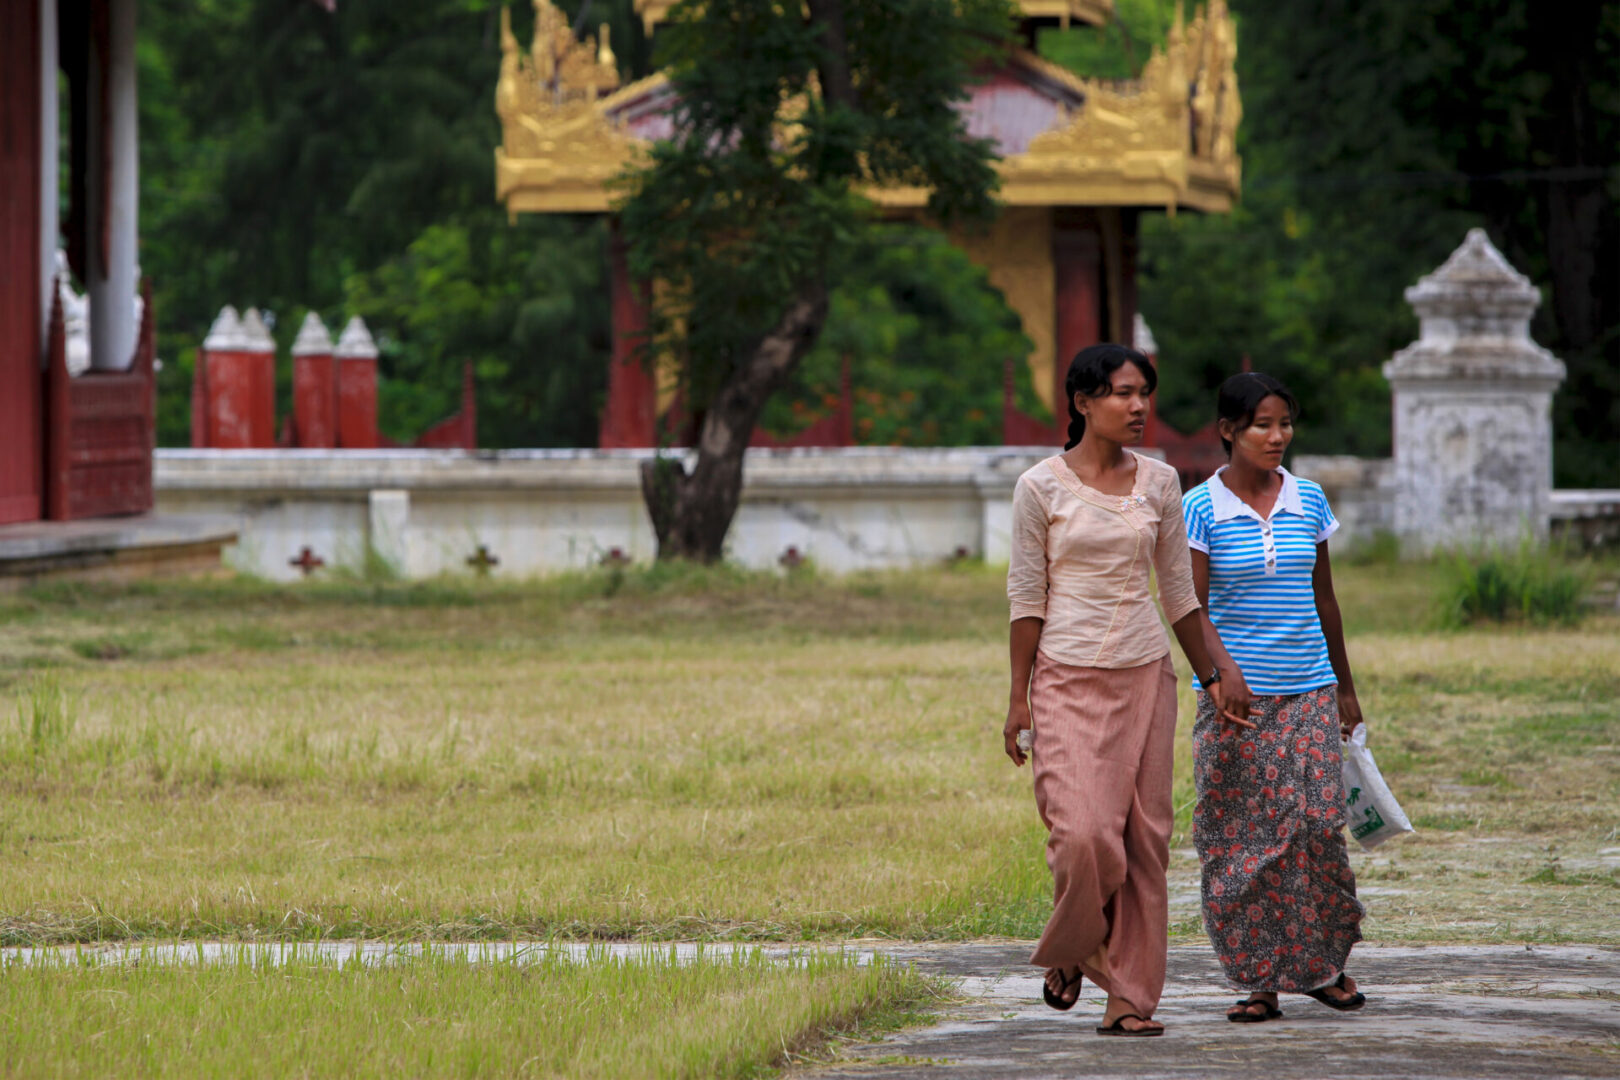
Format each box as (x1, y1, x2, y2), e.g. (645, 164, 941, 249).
(1227, 996, 1283, 1023)
(1305, 973, 1366, 1012)
(1095, 1014, 1164, 1037)
(1042, 968, 1083, 1011)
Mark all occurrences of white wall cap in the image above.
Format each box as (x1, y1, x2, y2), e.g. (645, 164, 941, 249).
(335, 316, 379, 359)
(203, 306, 248, 351)
(291, 311, 335, 356)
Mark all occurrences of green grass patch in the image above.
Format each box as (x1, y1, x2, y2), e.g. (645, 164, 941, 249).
(1500, 710, 1617, 747)
(0, 948, 932, 1079)
(1522, 865, 1620, 889)
(1458, 767, 1516, 790)
(1438, 543, 1591, 627)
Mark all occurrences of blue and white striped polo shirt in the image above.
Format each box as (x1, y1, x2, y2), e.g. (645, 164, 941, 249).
(1183, 467, 1339, 696)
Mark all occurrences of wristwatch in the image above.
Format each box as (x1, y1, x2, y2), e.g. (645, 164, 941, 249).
(1203, 667, 1222, 686)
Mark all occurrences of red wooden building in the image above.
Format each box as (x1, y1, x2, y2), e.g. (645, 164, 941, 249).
(2, 0, 153, 527)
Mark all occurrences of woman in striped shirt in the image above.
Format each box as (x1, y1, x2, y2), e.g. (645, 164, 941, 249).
(1182, 372, 1369, 1022)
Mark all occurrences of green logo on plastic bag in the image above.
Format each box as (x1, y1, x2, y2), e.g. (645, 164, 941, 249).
(1350, 806, 1385, 840)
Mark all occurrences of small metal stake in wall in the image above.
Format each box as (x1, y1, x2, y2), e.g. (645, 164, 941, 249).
(289, 546, 325, 577)
(465, 545, 500, 576)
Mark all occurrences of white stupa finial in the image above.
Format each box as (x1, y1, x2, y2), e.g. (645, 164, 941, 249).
(335, 315, 379, 359)
(239, 308, 276, 351)
(292, 311, 335, 356)
(203, 305, 247, 351)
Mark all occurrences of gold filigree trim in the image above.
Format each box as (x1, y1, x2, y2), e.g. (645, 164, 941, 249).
(1017, 0, 1241, 212)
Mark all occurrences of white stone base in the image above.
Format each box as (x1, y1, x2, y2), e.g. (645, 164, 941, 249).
(1291, 454, 1395, 551)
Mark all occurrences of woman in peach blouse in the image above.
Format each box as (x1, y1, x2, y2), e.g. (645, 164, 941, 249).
(1003, 344, 1250, 1037)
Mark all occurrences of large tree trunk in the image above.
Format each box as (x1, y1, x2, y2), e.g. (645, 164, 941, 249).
(640, 286, 830, 563)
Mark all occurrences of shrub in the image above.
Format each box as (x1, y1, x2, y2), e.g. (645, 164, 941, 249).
(1439, 541, 1589, 626)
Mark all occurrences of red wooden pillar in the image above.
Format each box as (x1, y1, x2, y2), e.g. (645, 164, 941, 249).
(600, 224, 656, 448)
(334, 316, 379, 449)
(0, 0, 43, 523)
(1051, 219, 1104, 417)
(243, 309, 277, 445)
(199, 305, 276, 448)
(291, 311, 336, 448)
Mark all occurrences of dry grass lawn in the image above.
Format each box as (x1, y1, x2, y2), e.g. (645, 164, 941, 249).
(1, 561, 1615, 947)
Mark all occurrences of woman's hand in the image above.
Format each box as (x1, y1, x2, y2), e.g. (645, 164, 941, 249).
(1004, 700, 1033, 767)
(1337, 687, 1364, 739)
(1211, 664, 1258, 731)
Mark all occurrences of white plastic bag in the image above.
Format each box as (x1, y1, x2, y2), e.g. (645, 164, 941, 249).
(1341, 723, 1414, 850)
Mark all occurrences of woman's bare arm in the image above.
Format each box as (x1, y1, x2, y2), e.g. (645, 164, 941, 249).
(1311, 542, 1362, 736)
(1004, 616, 1042, 766)
(1184, 550, 1256, 729)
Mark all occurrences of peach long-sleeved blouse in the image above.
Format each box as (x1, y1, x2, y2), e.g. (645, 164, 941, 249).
(1007, 450, 1200, 669)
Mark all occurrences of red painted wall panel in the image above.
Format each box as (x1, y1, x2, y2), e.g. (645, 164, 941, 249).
(292, 353, 336, 448)
(205, 350, 275, 448)
(44, 279, 156, 520)
(336, 357, 378, 448)
(600, 229, 656, 448)
(0, 0, 44, 524)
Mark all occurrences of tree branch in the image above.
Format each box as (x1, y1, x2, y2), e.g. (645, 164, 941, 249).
(805, 0, 858, 112)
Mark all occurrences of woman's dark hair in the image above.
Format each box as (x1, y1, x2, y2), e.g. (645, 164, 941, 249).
(1062, 343, 1158, 450)
(1216, 372, 1300, 455)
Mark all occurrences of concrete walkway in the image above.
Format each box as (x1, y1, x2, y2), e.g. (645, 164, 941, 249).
(807, 943, 1620, 1080)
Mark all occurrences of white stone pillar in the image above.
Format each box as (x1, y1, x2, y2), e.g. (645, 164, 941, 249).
(38, 0, 59, 358)
(87, 0, 138, 371)
(1382, 229, 1567, 552)
(368, 489, 411, 577)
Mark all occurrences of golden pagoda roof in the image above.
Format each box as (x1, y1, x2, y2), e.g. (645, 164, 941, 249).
(496, 0, 1240, 217)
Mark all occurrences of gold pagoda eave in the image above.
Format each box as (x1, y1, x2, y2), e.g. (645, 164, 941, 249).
(497, 152, 1240, 218)
(498, 2, 1241, 219)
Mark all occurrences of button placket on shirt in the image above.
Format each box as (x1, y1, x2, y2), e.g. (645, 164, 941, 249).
(1254, 512, 1278, 576)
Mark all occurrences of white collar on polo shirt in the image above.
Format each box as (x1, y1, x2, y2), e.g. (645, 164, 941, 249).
(1207, 465, 1304, 522)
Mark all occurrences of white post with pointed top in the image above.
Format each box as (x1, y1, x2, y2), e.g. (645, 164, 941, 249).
(291, 312, 337, 448)
(196, 305, 276, 447)
(1382, 228, 1567, 552)
(334, 315, 380, 449)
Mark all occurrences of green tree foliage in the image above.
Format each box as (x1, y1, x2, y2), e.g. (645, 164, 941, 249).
(1223, 0, 1620, 485)
(1036, 0, 1180, 79)
(761, 226, 1037, 445)
(137, 0, 644, 447)
(344, 217, 609, 448)
(1046, 1, 1620, 478)
(618, 0, 1017, 560)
